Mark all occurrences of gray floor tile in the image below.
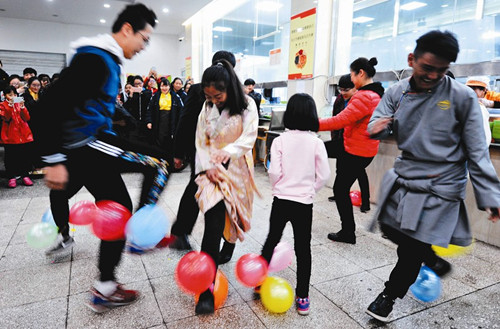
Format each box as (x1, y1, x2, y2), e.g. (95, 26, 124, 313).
(315, 271, 425, 326)
(0, 242, 60, 271)
(248, 286, 363, 329)
(70, 254, 148, 294)
(166, 303, 266, 329)
(0, 297, 67, 329)
(67, 280, 163, 329)
(0, 262, 70, 308)
(0, 225, 17, 247)
(451, 255, 500, 289)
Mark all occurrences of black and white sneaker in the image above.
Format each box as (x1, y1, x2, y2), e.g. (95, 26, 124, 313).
(366, 293, 395, 322)
(45, 236, 75, 257)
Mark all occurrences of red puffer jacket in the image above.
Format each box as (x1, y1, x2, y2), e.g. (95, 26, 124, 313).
(319, 82, 384, 157)
(0, 101, 34, 144)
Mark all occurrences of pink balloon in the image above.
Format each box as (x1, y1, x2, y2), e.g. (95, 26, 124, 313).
(268, 242, 294, 273)
(235, 253, 268, 287)
(69, 200, 98, 225)
(350, 190, 362, 207)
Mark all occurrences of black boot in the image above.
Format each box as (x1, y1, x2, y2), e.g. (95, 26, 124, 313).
(169, 234, 192, 250)
(426, 256, 451, 277)
(195, 289, 214, 314)
(219, 241, 235, 265)
(327, 230, 356, 244)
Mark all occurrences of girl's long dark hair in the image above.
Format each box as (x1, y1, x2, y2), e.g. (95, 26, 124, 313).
(201, 59, 248, 116)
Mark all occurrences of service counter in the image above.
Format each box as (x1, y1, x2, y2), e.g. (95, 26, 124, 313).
(366, 139, 500, 247)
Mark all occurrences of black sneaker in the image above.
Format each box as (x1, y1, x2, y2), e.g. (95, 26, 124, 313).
(195, 289, 214, 314)
(426, 256, 452, 277)
(45, 236, 75, 256)
(219, 242, 235, 265)
(168, 234, 192, 251)
(366, 293, 395, 322)
(328, 196, 336, 202)
(360, 205, 371, 213)
(327, 231, 356, 244)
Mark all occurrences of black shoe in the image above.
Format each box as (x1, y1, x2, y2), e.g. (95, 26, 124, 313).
(169, 234, 192, 251)
(195, 290, 214, 314)
(219, 242, 235, 265)
(327, 231, 356, 244)
(360, 205, 371, 213)
(426, 256, 451, 277)
(328, 196, 336, 202)
(366, 293, 395, 322)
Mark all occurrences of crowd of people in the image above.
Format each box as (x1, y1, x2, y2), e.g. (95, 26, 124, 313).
(1, 2, 499, 324)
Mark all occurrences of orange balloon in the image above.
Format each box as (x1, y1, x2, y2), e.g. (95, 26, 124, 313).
(194, 270, 229, 310)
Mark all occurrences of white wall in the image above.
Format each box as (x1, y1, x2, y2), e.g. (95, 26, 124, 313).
(0, 17, 182, 78)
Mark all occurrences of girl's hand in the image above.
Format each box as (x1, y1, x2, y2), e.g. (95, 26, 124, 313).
(487, 208, 500, 223)
(211, 150, 231, 166)
(206, 168, 220, 183)
(20, 101, 25, 109)
(147, 123, 152, 129)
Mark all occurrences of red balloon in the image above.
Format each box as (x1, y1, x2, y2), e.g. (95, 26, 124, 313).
(175, 251, 216, 295)
(69, 200, 98, 225)
(91, 200, 131, 241)
(235, 253, 268, 287)
(350, 190, 362, 207)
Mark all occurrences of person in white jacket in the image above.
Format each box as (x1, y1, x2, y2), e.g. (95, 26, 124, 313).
(260, 93, 330, 316)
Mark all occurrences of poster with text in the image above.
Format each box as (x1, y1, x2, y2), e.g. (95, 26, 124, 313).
(288, 8, 316, 80)
(185, 57, 192, 80)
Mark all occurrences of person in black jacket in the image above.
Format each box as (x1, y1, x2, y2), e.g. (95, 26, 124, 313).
(145, 77, 183, 170)
(34, 3, 166, 313)
(124, 75, 153, 144)
(244, 78, 262, 114)
(169, 50, 236, 264)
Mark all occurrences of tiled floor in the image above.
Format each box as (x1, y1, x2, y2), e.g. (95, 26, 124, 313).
(0, 165, 499, 329)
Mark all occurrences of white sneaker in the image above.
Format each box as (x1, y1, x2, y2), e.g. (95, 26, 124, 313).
(45, 236, 75, 256)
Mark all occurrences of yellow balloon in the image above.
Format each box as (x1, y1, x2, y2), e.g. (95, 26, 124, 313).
(260, 276, 294, 313)
(432, 239, 474, 258)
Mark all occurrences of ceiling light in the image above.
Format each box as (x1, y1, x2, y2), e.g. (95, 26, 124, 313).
(162, 8, 169, 13)
(367, 24, 373, 27)
(100, 19, 106, 24)
(481, 31, 500, 39)
(441, 4, 449, 8)
(400, 1, 427, 11)
(352, 16, 374, 23)
(104, 4, 110, 8)
(256, 1, 283, 12)
(213, 35, 219, 38)
(213, 26, 232, 32)
(245, 19, 252, 23)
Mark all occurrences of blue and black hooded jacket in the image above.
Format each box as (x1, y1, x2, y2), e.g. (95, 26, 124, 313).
(33, 34, 125, 165)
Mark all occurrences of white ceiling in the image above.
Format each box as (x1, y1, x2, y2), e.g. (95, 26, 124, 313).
(0, 0, 213, 35)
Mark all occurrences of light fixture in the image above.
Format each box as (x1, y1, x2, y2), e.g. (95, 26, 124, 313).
(214, 35, 219, 38)
(100, 19, 106, 24)
(245, 19, 251, 23)
(256, 1, 283, 12)
(400, 1, 427, 11)
(104, 4, 110, 8)
(213, 26, 233, 32)
(441, 4, 449, 8)
(481, 31, 500, 39)
(367, 24, 373, 27)
(162, 8, 169, 13)
(352, 16, 374, 23)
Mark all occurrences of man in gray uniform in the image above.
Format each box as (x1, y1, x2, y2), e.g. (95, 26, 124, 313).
(366, 30, 500, 322)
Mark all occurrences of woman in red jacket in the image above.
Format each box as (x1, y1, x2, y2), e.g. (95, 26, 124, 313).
(319, 57, 384, 244)
(0, 86, 34, 187)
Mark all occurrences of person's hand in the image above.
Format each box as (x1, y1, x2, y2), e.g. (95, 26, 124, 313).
(479, 98, 494, 108)
(44, 164, 68, 190)
(487, 208, 500, 223)
(147, 123, 152, 129)
(174, 158, 183, 169)
(369, 117, 393, 135)
(206, 168, 220, 183)
(20, 100, 25, 109)
(211, 149, 231, 166)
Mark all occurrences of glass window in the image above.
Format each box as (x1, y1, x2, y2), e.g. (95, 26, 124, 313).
(348, 0, 500, 72)
(211, 0, 291, 83)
